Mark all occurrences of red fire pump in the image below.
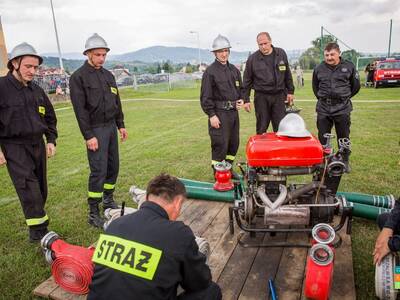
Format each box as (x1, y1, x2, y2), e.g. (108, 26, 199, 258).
(228, 114, 353, 244)
(41, 232, 95, 294)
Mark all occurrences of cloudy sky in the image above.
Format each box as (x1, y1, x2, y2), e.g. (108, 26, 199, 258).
(1, 0, 399, 55)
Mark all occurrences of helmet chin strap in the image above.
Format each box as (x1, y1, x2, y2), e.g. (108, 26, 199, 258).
(12, 58, 29, 86)
(87, 52, 101, 69)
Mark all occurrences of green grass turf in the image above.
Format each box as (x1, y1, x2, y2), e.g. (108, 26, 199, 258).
(0, 76, 399, 299)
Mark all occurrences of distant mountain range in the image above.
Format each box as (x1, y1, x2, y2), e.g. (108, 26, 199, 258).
(42, 45, 305, 64)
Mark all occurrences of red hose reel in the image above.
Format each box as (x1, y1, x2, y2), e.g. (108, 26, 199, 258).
(41, 232, 95, 295)
(304, 224, 336, 300)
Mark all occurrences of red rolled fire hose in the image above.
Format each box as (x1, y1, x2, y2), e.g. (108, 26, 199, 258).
(41, 233, 95, 295)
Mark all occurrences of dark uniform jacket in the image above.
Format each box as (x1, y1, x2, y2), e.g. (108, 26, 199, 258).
(0, 72, 57, 146)
(69, 61, 124, 140)
(200, 60, 245, 118)
(312, 58, 360, 116)
(382, 199, 400, 252)
(243, 47, 294, 100)
(88, 201, 212, 300)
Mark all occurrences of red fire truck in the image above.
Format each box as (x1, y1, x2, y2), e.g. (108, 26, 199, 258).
(374, 59, 400, 88)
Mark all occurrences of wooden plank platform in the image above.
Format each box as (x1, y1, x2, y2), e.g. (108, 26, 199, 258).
(34, 199, 355, 299)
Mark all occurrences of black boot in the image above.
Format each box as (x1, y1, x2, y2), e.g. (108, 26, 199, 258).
(29, 227, 48, 243)
(226, 160, 240, 180)
(343, 150, 351, 173)
(88, 198, 105, 228)
(103, 190, 119, 210)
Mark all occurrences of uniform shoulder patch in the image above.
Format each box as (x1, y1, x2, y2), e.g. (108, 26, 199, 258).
(111, 87, 118, 95)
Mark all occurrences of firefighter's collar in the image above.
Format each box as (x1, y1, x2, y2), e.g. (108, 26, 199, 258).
(215, 59, 229, 68)
(140, 201, 170, 220)
(84, 60, 104, 73)
(7, 72, 33, 90)
(258, 45, 276, 58)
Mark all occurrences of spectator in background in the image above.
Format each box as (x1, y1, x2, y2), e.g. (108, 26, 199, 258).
(295, 65, 304, 88)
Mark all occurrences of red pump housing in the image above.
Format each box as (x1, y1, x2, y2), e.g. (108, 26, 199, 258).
(246, 133, 324, 167)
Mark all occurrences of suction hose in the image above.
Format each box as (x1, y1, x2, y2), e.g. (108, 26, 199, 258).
(337, 192, 395, 209)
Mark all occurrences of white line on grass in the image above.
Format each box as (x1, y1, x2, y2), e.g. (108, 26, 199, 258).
(54, 98, 400, 112)
(121, 98, 400, 103)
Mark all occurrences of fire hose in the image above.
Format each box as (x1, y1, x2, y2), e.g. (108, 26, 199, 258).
(41, 232, 95, 295)
(304, 223, 336, 300)
(375, 252, 400, 300)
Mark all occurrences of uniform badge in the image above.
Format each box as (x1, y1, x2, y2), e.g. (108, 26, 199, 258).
(279, 65, 286, 71)
(111, 87, 118, 95)
(341, 68, 348, 72)
(38, 106, 46, 116)
(235, 80, 240, 87)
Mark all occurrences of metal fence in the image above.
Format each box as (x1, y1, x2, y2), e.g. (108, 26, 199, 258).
(34, 73, 70, 95)
(117, 72, 202, 92)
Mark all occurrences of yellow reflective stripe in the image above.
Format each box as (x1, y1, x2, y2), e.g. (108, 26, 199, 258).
(88, 191, 103, 198)
(93, 234, 162, 281)
(225, 155, 235, 161)
(26, 215, 49, 226)
(38, 106, 46, 115)
(211, 160, 220, 166)
(111, 87, 118, 95)
(103, 183, 115, 190)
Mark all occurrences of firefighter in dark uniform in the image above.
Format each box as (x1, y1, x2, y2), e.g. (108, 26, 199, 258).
(0, 42, 57, 242)
(243, 32, 295, 134)
(200, 34, 249, 174)
(88, 173, 222, 300)
(374, 197, 400, 265)
(312, 42, 360, 194)
(69, 33, 128, 228)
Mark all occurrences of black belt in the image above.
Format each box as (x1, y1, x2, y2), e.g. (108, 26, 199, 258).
(320, 97, 348, 105)
(215, 101, 237, 110)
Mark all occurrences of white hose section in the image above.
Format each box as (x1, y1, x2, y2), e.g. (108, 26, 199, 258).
(375, 253, 398, 300)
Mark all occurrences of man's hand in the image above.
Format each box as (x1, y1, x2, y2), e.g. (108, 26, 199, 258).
(286, 94, 294, 106)
(119, 128, 128, 142)
(86, 137, 99, 151)
(236, 99, 244, 110)
(373, 228, 393, 265)
(0, 151, 6, 166)
(243, 102, 251, 112)
(46, 143, 56, 158)
(209, 115, 220, 129)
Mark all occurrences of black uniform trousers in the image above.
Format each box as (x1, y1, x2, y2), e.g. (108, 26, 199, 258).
(87, 123, 119, 201)
(317, 113, 351, 147)
(1, 140, 49, 230)
(317, 112, 351, 195)
(209, 110, 239, 164)
(254, 91, 286, 134)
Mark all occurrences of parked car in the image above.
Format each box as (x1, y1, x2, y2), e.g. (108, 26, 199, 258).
(373, 59, 400, 88)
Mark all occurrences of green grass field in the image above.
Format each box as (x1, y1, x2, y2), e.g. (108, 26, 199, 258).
(0, 73, 399, 299)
